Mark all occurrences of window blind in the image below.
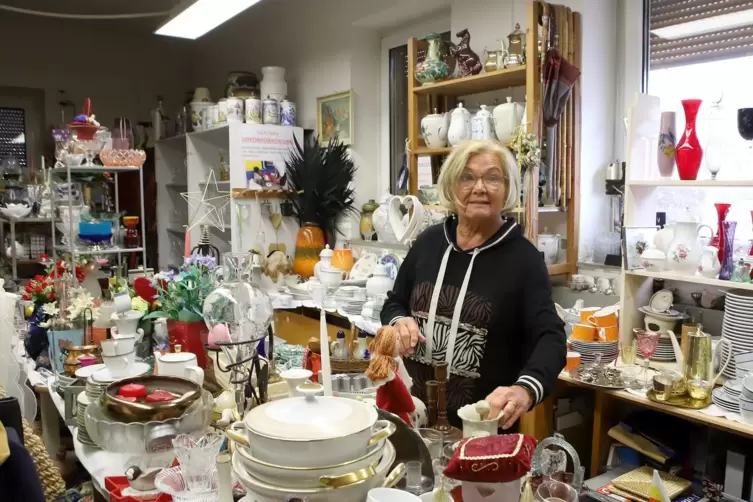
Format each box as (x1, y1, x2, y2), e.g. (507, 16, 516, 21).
(650, 0, 753, 69)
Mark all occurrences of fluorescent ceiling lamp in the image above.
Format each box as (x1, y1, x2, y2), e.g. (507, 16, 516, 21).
(651, 8, 753, 40)
(156, 0, 262, 40)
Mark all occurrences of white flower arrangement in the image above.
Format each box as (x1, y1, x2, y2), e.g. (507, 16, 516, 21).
(38, 287, 100, 330)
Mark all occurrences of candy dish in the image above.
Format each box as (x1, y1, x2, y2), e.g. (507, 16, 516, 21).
(103, 375, 202, 422)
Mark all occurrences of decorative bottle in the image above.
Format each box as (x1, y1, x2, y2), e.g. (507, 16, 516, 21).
(675, 99, 703, 180)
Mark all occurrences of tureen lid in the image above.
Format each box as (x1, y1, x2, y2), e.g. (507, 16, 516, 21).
(319, 244, 333, 259)
(243, 384, 377, 441)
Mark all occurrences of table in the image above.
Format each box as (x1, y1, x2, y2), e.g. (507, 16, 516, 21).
(556, 370, 753, 477)
(46, 380, 130, 497)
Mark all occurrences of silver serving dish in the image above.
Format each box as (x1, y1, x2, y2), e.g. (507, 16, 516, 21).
(569, 366, 626, 390)
(84, 390, 213, 453)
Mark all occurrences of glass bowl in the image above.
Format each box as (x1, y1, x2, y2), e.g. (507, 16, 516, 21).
(154, 466, 218, 502)
(84, 390, 213, 453)
(100, 149, 147, 167)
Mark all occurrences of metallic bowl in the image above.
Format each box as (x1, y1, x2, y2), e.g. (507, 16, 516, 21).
(102, 375, 201, 423)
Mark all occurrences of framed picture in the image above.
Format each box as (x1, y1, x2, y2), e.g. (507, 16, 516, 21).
(623, 226, 659, 269)
(317, 90, 352, 146)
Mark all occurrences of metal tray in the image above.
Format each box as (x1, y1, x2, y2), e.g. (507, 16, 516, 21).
(646, 389, 711, 409)
(569, 367, 626, 390)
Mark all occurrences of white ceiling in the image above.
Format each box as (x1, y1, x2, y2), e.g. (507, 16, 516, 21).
(0, 0, 177, 15)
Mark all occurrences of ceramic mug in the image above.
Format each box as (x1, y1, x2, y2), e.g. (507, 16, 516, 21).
(155, 352, 204, 386)
(102, 349, 135, 378)
(579, 307, 600, 323)
(588, 309, 619, 328)
(597, 325, 619, 343)
(112, 292, 132, 315)
(572, 323, 597, 342)
(565, 351, 581, 371)
(100, 336, 136, 357)
(319, 267, 347, 288)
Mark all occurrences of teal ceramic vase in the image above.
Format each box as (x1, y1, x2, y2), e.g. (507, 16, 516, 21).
(415, 33, 450, 86)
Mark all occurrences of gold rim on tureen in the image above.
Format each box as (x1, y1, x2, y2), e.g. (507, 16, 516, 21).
(234, 437, 385, 471)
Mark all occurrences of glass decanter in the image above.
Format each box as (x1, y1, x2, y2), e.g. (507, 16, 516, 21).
(202, 253, 273, 346)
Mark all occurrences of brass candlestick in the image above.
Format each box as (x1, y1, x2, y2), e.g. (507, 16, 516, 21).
(426, 380, 438, 427)
(432, 362, 462, 441)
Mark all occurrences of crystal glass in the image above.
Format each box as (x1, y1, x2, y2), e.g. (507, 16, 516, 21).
(76, 139, 103, 167)
(636, 331, 660, 388)
(154, 466, 219, 501)
(705, 95, 724, 180)
(52, 129, 72, 168)
(620, 339, 637, 365)
(171, 433, 223, 492)
(26, 184, 44, 216)
(417, 428, 443, 460)
(537, 480, 578, 502)
(203, 253, 273, 346)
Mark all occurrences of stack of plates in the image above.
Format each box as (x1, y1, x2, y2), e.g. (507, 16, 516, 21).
(76, 392, 97, 447)
(724, 379, 743, 398)
(339, 301, 366, 316)
(84, 376, 108, 402)
(651, 336, 677, 362)
(570, 339, 619, 364)
(712, 387, 740, 414)
(720, 289, 753, 378)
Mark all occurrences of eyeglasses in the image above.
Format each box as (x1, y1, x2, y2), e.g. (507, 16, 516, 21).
(458, 172, 504, 190)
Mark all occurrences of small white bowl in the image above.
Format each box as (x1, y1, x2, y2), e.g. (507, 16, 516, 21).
(640, 249, 666, 271)
(736, 362, 753, 379)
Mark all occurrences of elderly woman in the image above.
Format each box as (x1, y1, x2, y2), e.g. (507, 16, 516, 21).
(381, 140, 566, 430)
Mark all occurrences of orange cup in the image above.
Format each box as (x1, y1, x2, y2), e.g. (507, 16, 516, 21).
(566, 351, 581, 371)
(579, 307, 600, 324)
(572, 323, 597, 341)
(598, 325, 620, 342)
(587, 306, 619, 328)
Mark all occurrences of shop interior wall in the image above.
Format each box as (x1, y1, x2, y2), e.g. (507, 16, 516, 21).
(0, 12, 191, 145)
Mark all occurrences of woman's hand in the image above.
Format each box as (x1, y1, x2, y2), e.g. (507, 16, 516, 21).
(484, 385, 534, 430)
(393, 317, 425, 356)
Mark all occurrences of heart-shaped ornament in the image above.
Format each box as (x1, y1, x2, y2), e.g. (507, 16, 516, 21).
(133, 276, 159, 304)
(388, 196, 425, 244)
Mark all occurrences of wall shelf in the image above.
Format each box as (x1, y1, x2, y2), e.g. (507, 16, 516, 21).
(625, 269, 753, 291)
(413, 66, 526, 97)
(627, 179, 753, 188)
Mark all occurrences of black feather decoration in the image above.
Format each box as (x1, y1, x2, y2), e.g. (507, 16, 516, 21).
(284, 135, 357, 240)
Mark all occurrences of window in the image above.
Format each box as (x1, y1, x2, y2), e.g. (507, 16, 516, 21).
(381, 16, 451, 195)
(0, 107, 27, 168)
(646, 0, 753, 245)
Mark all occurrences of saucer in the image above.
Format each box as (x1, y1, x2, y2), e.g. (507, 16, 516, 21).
(75, 363, 106, 379)
(92, 361, 150, 383)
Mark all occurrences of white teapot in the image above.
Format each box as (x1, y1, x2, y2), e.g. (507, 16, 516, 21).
(421, 109, 449, 148)
(471, 105, 494, 140)
(313, 244, 333, 281)
(366, 264, 394, 298)
(697, 245, 721, 278)
(448, 103, 471, 146)
(154, 351, 204, 386)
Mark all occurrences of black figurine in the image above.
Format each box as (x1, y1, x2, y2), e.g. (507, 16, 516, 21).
(448, 29, 482, 77)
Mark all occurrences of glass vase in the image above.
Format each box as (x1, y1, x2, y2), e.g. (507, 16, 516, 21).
(719, 221, 737, 281)
(710, 203, 731, 263)
(676, 99, 703, 181)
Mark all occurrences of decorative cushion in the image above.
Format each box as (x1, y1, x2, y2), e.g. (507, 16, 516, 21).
(443, 433, 538, 483)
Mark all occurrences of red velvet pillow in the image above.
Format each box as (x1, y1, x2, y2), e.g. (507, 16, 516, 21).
(443, 434, 538, 483)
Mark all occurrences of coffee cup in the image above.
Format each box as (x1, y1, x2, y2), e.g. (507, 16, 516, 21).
(565, 351, 581, 371)
(588, 305, 619, 328)
(597, 325, 619, 342)
(572, 323, 597, 342)
(578, 307, 600, 323)
(102, 349, 136, 378)
(100, 336, 136, 357)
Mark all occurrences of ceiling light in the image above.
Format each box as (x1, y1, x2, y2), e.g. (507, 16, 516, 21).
(651, 9, 753, 40)
(156, 0, 262, 40)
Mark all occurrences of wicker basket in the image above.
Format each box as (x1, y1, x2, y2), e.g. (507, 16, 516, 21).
(330, 357, 370, 374)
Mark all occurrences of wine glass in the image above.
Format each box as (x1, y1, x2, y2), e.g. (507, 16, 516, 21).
(737, 108, 753, 147)
(635, 330, 660, 388)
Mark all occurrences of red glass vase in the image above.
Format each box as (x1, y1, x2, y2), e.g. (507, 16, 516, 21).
(675, 99, 703, 180)
(167, 320, 209, 369)
(710, 203, 731, 262)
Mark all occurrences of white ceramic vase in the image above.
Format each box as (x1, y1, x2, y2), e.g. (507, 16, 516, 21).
(421, 111, 449, 148)
(260, 66, 287, 103)
(493, 97, 525, 144)
(366, 264, 394, 298)
(448, 103, 471, 146)
(697, 245, 721, 278)
(372, 195, 397, 243)
(471, 105, 494, 140)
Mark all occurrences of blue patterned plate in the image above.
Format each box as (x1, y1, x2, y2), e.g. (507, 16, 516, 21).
(380, 254, 401, 280)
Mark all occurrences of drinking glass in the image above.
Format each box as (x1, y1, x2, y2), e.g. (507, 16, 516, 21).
(417, 428, 443, 460)
(737, 108, 753, 147)
(536, 480, 578, 502)
(636, 331, 660, 388)
(405, 460, 423, 492)
(171, 432, 224, 492)
(620, 339, 637, 365)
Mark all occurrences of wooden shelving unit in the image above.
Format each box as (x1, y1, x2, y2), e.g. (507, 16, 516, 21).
(406, 0, 582, 280)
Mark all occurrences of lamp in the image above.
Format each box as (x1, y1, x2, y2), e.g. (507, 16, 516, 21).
(155, 0, 263, 40)
(651, 9, 753, 40)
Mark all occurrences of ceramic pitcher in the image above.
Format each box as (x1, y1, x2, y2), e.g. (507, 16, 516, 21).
(697, 245, 721, 278)
(665, 221, 713, 274)
(448, 104, 471, 146)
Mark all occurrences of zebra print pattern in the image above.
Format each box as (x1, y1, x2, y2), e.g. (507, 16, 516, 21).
(408, 281, 492, 377)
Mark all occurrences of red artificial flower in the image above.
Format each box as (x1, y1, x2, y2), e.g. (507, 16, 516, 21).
(22, 294, 30, 301)
(48, 293, 56, 301)
(34, 275, 43, 282)
(25, 284, 32, 293)
(33, 285, 42, 293)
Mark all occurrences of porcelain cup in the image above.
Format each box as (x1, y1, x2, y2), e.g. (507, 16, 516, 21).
(155, 351, 204, 385)
(319, 267, 347, 289)
(102, 349, 135, 377)
(572, 323, 596, 342)
(578, 307, 600, 323)
(112, 309, 143, 335)
(100, 336, 136, 357)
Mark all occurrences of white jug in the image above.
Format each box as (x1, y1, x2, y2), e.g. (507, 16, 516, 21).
(448, 103, 471, 146)
(420, 109, 449, 148)
(471, 105, 494, 140)
(154, 351, 204, 386)
(665, 221, 713, 274)
(492, 97, 525, 144)
(697, 245, 721, 278)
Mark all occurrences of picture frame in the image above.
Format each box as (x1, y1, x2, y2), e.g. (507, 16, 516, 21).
(623, 225, 659, 269)
(317, 90, 352, 146)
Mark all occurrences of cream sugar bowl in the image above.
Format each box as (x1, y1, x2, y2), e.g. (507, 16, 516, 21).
(153, 351, 204, 386)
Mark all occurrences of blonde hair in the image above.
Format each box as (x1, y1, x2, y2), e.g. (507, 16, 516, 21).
(437, 140, 520, 214)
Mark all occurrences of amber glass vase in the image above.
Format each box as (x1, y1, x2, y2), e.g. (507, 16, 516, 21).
(293, 223, 326, 279)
